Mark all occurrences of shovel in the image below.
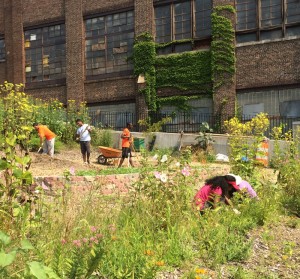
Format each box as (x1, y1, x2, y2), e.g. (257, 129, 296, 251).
(37, 147, 43, 154)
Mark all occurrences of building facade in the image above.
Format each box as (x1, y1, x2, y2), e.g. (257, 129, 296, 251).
(0, 0, 300, 128)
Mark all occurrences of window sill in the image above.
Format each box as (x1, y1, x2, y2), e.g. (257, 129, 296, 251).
(236, 35, 300, 47)
(25, 78, 66, 89)
(85, 70, 134, 83)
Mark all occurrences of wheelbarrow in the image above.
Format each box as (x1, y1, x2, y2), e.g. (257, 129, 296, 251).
(97, 146, 122, 165)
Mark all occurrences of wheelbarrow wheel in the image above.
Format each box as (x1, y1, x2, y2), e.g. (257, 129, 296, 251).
(97, 155, 107, 165)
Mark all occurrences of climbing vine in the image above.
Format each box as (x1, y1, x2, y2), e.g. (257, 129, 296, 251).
(133, 5, 236, 112)
(157, 95, 201, 111)
(211, 5, 236, 89)
(133, 33, 157, 111)
(155, 50, 212, 92)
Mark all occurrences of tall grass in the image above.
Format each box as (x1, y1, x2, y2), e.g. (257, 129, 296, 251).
(0, 152, 283, 278)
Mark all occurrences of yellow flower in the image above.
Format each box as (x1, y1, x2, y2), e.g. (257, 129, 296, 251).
(195, 276, 201, 279)
(155, 261, 164, 266)
(195, 268, 207, 274)
(144, 249, 154, 256)
(282, 255, 288, 260)
(111, 235, 117, 241)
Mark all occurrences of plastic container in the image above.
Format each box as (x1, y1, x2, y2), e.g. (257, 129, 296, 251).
(133, 137, 145, 151)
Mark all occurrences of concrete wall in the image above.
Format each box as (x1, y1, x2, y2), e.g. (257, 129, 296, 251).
(111, 131, 289, 161)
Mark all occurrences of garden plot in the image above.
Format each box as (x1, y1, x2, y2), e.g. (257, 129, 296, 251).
(29, 146, 119, 177)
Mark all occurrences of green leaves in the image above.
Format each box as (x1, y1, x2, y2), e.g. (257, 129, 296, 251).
(156, 50, 212, 92)
(28, 261, 48, 279)
(0, 231, 60, 278)
(21, 239, 35, 250)
(0, 250, 17, 268)
(5, 134, 17, 146)
(0, 159, 9, 170)
(211, 6, 235, 90)
(0, 231, 11, 246)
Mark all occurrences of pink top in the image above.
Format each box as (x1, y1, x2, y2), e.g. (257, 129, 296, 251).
(239, 180, 257, 198)
(194, 184, 222, 210)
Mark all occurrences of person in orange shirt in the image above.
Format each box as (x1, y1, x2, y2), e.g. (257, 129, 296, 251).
(118, 122, 134, 168)
(33, 123, 56, 157)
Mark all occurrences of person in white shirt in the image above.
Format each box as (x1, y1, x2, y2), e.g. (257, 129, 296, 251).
(76, 119, 92, 164)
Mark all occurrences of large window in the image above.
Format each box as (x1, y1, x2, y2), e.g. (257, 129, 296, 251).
(24, 24, 66, 83)
(155, 0, 212, 43)
(0, 38, 5, 62)
(236, 0, 300, 43)
(85, 11, 134, 77)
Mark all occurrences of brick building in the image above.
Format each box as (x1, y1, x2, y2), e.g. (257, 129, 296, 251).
(0, 0, 299, 129)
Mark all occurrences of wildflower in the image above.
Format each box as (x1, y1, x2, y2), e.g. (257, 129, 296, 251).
(195, 276, 201, 279)
(144, 249, 154, 256)
(155, 261, 164, 266)
(82, 238, 88, 243)
(153, 154, 158, 160)
(282, 255, 288, 260)
(90, 226, 97, 232)
(34, 190, 40, 194)
(160, 173, 168, 183)
(108, 224, 116, 232)
(96, 233, 103, 239)
(175, 162, 180, 167)
(195, 268, 207, 274)
(69, 167, 75, 176)
(61, 239, 67, 245)
(73, 240, 81, 247)
(181, 166, 191, 176)
(111, 235, 117, 241)
(93, 239, 99, 244)
(160, 155, 168, 163)
(233, 208, 241, 215)
(154, 171, 161, 179)
(90, 236, 96, 242)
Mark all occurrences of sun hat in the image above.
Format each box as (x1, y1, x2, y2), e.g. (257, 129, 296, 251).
(227, 173, 242, 186)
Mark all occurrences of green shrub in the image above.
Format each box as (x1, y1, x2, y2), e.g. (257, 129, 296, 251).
(270, 126, 300, 216)
(278, 159, 300, 216)
(91, 128, 113, 147)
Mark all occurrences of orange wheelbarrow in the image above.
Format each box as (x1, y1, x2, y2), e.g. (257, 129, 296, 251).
(97, 146, 122, 165)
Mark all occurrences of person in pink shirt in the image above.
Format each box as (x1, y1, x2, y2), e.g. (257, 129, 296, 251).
(226, 173, 258, 199)
(194, 175, 240, 212)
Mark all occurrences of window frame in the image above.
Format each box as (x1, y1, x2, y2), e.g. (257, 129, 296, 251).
(84, 9, 135, 79)
(235, 0, 300, 43)
(154, 0, 213, 44)
(24, 23, 66, 84)
(0, 37, 5, 62)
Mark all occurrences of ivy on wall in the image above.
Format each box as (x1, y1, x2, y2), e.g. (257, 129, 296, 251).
(155, 50, 212, 92)
(157, 95, 201, 111)
(133, 5, 236, 112)
(211, 5, 236, 89)
(133, 33, 157, 111)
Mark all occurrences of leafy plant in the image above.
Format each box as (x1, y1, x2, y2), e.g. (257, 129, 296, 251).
(0, 82, 36, 229)
(0, 231, 59, 278)
(224, 113, 270, 178)
(195, 122, 214, 151)
(34, 99, 89, 144)
(91, 128, 113, 147)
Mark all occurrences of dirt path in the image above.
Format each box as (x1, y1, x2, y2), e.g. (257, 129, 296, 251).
(29, 146, 106, 177)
